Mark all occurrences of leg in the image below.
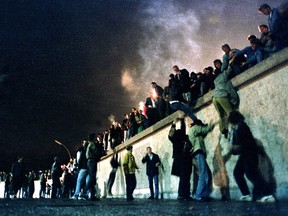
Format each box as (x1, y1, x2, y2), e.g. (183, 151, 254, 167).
(125, 174, 133, 200)
(213, 97, 233, 134)
(195, 153, 211, 199)
(178, 157, 192, 198)
(243, 155, 264, 199)
(51, 178, 57, 198)
(74, 169, 87, 197)
(192, 162, 199, 197)
(154, 175, 159, 199)
(234, 157, 250, 196)
(148, 176, 154, 198)
(86, 160, 97, 199)
(131, 174, 137, 196)
(107, 169, 117, 194)
(170, 102, 197, 121)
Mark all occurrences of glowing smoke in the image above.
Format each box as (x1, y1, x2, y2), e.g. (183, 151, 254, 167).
(121, 0, 201, 102)
(108, 114, 117, 126)
(121, 67, 142, 100)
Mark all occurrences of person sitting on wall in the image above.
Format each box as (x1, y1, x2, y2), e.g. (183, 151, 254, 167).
(172, 65, 192, 104)
(258, 3, 288, 51)
(258, 24, 277, 59)
(233, 38, 264, 70)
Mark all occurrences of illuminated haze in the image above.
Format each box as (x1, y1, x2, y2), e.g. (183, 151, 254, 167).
(0, 0, 283, 170)
(121, 1, 201, 102)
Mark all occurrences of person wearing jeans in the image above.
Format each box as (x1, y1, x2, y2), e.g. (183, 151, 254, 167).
(188, 119, 215, 201)
(72, 140, 88, 199)
(169, 101, 198, 122)
(83, 133, 104, 201)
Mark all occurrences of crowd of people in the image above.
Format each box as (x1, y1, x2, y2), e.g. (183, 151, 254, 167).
(98, 3, 288, 152)
(1, 3, 287, 202)
(0, 156, 78, 199)
(0, 162, 50, 199)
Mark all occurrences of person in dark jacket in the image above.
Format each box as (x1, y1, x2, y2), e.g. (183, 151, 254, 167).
(27, 171, 35, 198)
(107, 152, 120, 196)
(168, 75, 198, 122)
(11, 156, 26, 198)
(39, 172, 47, 198)
(259, 3, 288, 51)
(84, 133, 105, 201)
(228, 111, 275, 202)
(168, 117, 193, 200)
(4, 173, 12, 198)
(51, 156, 62, 199)
(72, 140, 88, 199)
(142, 147, 161, 199)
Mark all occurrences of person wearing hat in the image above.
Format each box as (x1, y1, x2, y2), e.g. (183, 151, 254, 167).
(122, 145, 139, 201)
(258, 3, 288, 51)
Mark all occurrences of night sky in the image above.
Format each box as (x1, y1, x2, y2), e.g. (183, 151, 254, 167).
(0, 0, 284, 171)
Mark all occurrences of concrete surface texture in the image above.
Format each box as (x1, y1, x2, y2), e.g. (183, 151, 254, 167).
(0, 198, 287, 216)
(96, 48, 288, 200)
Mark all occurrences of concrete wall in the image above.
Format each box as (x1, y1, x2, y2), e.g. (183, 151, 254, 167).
(97, 48, 288, 200)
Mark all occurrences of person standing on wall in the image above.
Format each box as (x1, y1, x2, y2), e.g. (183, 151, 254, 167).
(142, 147, 161, 200)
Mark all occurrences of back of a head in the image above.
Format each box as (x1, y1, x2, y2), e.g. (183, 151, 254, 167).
(247, 34, 257, 41)
(206, 66, 214, 73)
(126, 145, 133, 151)
(88, 133, 96, 141)
(222, 44, 230, 50)
(250, 38, 261, 46)
(258, 3, 271, 11)
(228, 111, 245, 124)
(173, 65, 179, 71)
